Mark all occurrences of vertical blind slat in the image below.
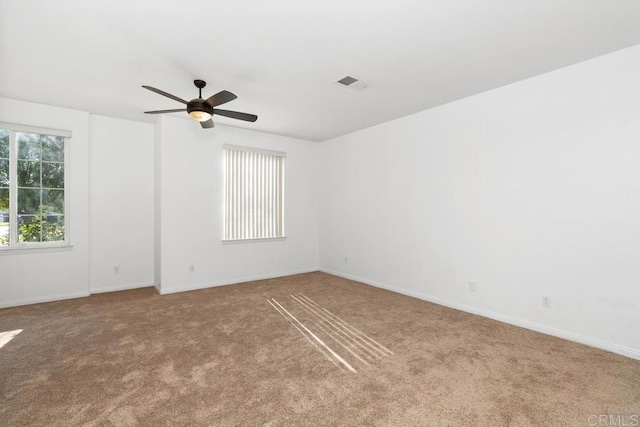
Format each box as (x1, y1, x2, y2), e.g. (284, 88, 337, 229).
(277, 156, 282, 236)
(227, 150, 232, 240)
(258, 154, 262, 236)
(224, 150, 229, 240)
(234, 150, 238, 239)
(268, 155, 273, 238)
(276, 156, 280, 237)
(244, 151, 248, 239)
(271, 156, 276, 238)
(229, 151, 233, 240)
(229, 150, 234, 240)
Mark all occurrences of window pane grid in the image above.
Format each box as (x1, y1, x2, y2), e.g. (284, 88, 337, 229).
(0, 127, 66, 247)
(224, 147, 284, 241)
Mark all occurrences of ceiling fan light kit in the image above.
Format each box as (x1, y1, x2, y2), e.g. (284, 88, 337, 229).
(143, 79, 258, 129)
(188, 110, 212, 122)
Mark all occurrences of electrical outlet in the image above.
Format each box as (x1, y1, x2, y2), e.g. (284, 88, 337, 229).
(542, 296, 551, 308)
(468, 281, 477, 292)
(113, 266, 120, 274)
(189, 265, 195, 273)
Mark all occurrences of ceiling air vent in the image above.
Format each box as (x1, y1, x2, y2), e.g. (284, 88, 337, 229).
(337, 76, 358, 86)
(335, 75, 372, 92)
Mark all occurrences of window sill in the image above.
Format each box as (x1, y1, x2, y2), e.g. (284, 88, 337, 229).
(222, 237, 287, 245)
(0, 244, 73, 255)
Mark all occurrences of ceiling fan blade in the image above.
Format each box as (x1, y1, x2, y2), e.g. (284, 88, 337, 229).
(200, 119, 215, 129)
(205, 90, 237, 107)
(213, 109, 258, 122)
(144, 109, 187, 114)
(142, 85, 188, 104)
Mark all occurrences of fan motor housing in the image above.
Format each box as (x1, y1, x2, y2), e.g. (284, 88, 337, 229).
(187, 98, 213, 116)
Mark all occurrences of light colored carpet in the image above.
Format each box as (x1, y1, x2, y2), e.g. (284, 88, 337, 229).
(1, 272, 638, 426)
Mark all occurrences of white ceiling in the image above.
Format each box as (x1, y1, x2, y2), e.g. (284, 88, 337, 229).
(1, 1, 639, 142)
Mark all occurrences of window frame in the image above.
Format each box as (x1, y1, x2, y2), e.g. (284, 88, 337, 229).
(0, 122, 71, 253)
(223, 144, 286, 243)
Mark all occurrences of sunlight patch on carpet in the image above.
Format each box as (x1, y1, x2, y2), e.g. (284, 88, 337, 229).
(268, 298, 357, 373)
(267, 298, 340, 368)
(0, 329, 23, 349)
(297, 294, 394, 356)
(268, 295, 394, 373)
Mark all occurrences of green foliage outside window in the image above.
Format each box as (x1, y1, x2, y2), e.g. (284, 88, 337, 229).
(0, 129, 8, 246)
(0, 130, 65, 246)
(18, 207, 65, 243)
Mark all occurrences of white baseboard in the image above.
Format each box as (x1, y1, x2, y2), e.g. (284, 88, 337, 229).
(157, 268, 320, 295)
(0, 290, 90, 309)
(90, 282, 153, 294)
(153, 282, 161, 294)
(320, 268, 640, 361)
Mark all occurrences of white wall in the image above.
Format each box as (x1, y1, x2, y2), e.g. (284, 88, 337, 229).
(89, 115, 154, 293)
(0, 98, 91, 306)
(153, 119, 162, 290)
(319, 45, 640, 359)
(155, 116, 319, 294)
(0, 98, 316, 305)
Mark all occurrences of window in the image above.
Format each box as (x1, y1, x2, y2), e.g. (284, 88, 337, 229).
(224, 144, 285, 241)
(0, 123, 70, 249)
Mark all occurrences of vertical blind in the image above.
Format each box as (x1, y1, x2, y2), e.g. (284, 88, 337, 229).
(224, 145, 285, 241)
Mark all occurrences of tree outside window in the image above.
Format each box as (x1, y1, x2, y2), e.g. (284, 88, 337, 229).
(0, 127, 67, 247)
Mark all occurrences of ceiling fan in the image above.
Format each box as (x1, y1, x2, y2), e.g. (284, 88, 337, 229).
(142, 80, 258, 128)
